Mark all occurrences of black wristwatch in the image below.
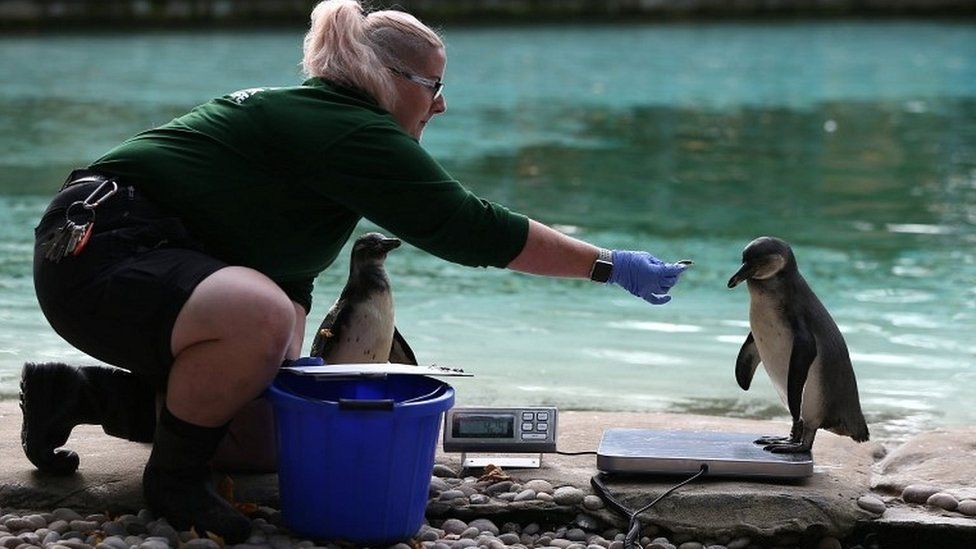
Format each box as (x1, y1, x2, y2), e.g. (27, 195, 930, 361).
(589, 248, 613, 283)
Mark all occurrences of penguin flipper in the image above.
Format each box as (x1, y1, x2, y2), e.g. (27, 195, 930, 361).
(735, 332, 761, 390)
(309, 299, 345, 358)
(389, 327, 418, 365)
(787, 321, 818, 423)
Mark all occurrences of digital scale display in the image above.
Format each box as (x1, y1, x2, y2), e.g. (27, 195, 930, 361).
(443, 406, 557, 454)
(453, 414, 515, 438)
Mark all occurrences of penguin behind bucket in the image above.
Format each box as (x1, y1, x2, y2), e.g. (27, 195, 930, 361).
(727, 236, 869, 453)
(310, 232, 417, 365)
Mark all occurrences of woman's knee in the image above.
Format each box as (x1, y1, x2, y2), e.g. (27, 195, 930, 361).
(171, 267, 296, 359)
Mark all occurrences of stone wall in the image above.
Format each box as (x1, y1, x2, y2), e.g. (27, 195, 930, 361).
(1, 0, 974, 29)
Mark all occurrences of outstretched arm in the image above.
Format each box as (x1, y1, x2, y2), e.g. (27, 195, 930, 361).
(506, 219, 689, 305)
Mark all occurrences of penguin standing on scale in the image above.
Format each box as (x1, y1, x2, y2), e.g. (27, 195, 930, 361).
(310, 232, 417, 365)
(727, 236, 869, 453)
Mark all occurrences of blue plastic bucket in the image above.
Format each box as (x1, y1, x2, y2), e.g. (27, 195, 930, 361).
(267, 372, 454, 544)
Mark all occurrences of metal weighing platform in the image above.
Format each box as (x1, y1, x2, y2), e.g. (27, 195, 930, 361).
(597, 429, 813, 479)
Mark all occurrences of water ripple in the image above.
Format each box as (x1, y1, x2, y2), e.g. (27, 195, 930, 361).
(607, 320, 702, 333)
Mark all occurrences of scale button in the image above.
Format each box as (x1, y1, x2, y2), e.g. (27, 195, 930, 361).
(522, 433, 547, 440)
(537, 423, 549, 431)
(536, 412, 549, 421)
(522, 412, 534, 420)
(521, 422, 534, 431)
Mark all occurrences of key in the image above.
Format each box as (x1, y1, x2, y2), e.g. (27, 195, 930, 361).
(43, 224, 72, 263)
(71, 222, 94, 256)
(64, 222, 86, 256)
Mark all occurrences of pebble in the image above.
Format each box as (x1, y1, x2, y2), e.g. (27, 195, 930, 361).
(459, 527, 479, 539)
(468, 518, 499, 535)
(438, 489, 466, 501)
(514, 489, 537, 502)
(727, 538, 751, 549)
(52, 510, 82, 523)
(432, 464, 457, 478)
(497, 493, 517, 501)
(537, 492, 555, 503)
(857, 495, 886, 514)
(901, 484, 941, 504)
(484, 481, 514, 496)
(525, 479, 554, 494)
(678, 543, 704, 549)
(430, 476, 450, 494)
(469, 494, 489, 504)
(553, 486, 586, 505)
(582, 495, 604, 510)
(927, 492, 959, 511)
(440, 518, 468, 535)
(958, 500, 976, 516)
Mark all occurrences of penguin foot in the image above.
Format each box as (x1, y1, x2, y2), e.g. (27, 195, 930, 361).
(763, 442, 812, 454)
(754, 435, 791, 445)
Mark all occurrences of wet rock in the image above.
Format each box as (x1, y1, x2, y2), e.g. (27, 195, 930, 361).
(958, 499, 976, 516)
(468, 518, 499, 535)
(433, 464, 457, 478)
(857, 495, 886, 514)
(523, 523, 541, 535)
(514, 489, 537, 502)
(582, 495, 604, 510)
(524, 480, 554, 494)
(927, 492, 959, 511)
(441, 518, 468, 535)
(902, 484, 942, 504)
(553, 486, 585, 505)
(565, 529, 587, 541)
(498, 533, 520, 544)
(460, 527, 479, 539)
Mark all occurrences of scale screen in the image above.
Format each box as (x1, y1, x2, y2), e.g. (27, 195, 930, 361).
(443, 407, 557, 453)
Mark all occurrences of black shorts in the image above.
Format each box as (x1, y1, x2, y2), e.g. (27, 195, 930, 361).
(33, 173, 228, 388)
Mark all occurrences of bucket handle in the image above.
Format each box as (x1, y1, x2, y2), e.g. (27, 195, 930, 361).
(338, 398, 394, 411)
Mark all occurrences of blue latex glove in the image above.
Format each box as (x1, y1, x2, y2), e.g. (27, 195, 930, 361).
(609, 250, 688, 305)
(281, 356, 325, 368)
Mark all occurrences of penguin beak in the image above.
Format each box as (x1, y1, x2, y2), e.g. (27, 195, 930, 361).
(728, 263, 754, 288)
(379, 238, 402, 252)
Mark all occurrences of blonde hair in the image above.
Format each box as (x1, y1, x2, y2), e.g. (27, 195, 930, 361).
(302, 0, 444, 111)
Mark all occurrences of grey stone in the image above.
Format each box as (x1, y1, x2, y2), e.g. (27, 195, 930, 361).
(460, 527, 479, 539)
(647, 544, 673, 549)
(565, 529, 587, 541)
(124, 536, 144, 547)
(137, 542, 169, 549)
(537, 492, 554, 502)
(513, 489, 537, 502)
(52, 510, 83, 523)
(438, 489, 466, 501)
(68, 522, 99, 535)
(608, 542, 623, 549)
(432, 544, 451, 549)
(450, 540, 477, 549)
(418, 527, 441, 542)
(484, 481, 514, 496)
(582, 495, 604, 510)
(457, 483, 479, 497)
(148, 522, 179, 546)
(574, 513, 599, 531)
(902, 484, 942, 504)
(469, 494, 489, 505)
(486, 540, 505, 549)
(48, 520, 69, 534)
(22, 516, 46, 530)
(958, 500, 976, 516)
(16, 534, 39, 547)
(97, 536, 129, 549)
(441, 518, 468, 535)
(496, 492, 517, 501)
(469, 518, 500, 535)
(85, 514, 108, 524)
(59, 541, 93, 549)
(2, 521, 29, 534)
(432, 464, 457, 478)
(523, 523, 540, 535)
(857, 495, 886, 514)
(498, 533, 520, 545)
(430, 476, 450, 495)
(101, 522, 126, 538)
(678, 543, 704, 549)
(553, 486, 585, 505)
(927, 492, 959, 511)
(61, 532, 85, 541)
(524, 480, 554, 494)
(548, 540, 573, 549)
(704, 546, 726, 549)
(137, 510, 154, 524)
(43, 532, 61, 545)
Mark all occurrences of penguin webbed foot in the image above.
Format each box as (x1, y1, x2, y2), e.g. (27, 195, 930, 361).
(754, 435, 791, 445)
(762, 441, 812, 454)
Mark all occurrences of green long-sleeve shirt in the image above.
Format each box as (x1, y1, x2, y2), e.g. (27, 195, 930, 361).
(90, 78, 529, 310)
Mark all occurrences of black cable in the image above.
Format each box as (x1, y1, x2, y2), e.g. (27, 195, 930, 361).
(555, 450, 598, 456)
(590, 464, 709, 549)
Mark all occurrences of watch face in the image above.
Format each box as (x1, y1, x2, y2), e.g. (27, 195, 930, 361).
(591, 260, 613, 283)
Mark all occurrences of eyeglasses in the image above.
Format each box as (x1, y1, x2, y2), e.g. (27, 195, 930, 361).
(388, 67, 444, 100)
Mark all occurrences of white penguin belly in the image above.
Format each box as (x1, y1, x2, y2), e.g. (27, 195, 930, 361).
(328, 294, 395, 363)
(750, 296, 826, 427)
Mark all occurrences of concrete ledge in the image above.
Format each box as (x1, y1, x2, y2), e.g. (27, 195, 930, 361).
(2, 401, 974, 544)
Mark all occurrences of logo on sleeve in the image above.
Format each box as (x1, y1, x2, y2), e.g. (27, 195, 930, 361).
(228, 88, 268, 104)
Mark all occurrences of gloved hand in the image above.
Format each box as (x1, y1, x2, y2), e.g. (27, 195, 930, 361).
(609, 250, 688, 305)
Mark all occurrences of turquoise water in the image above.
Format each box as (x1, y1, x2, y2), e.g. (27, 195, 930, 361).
(1, 22, 974, 441)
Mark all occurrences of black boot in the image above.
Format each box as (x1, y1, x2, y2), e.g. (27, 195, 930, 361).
(20, 362, 157, 475)
(143, 407, 251, 544)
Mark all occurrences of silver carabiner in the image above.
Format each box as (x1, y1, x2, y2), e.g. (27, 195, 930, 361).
(81, 180, 119, 210)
